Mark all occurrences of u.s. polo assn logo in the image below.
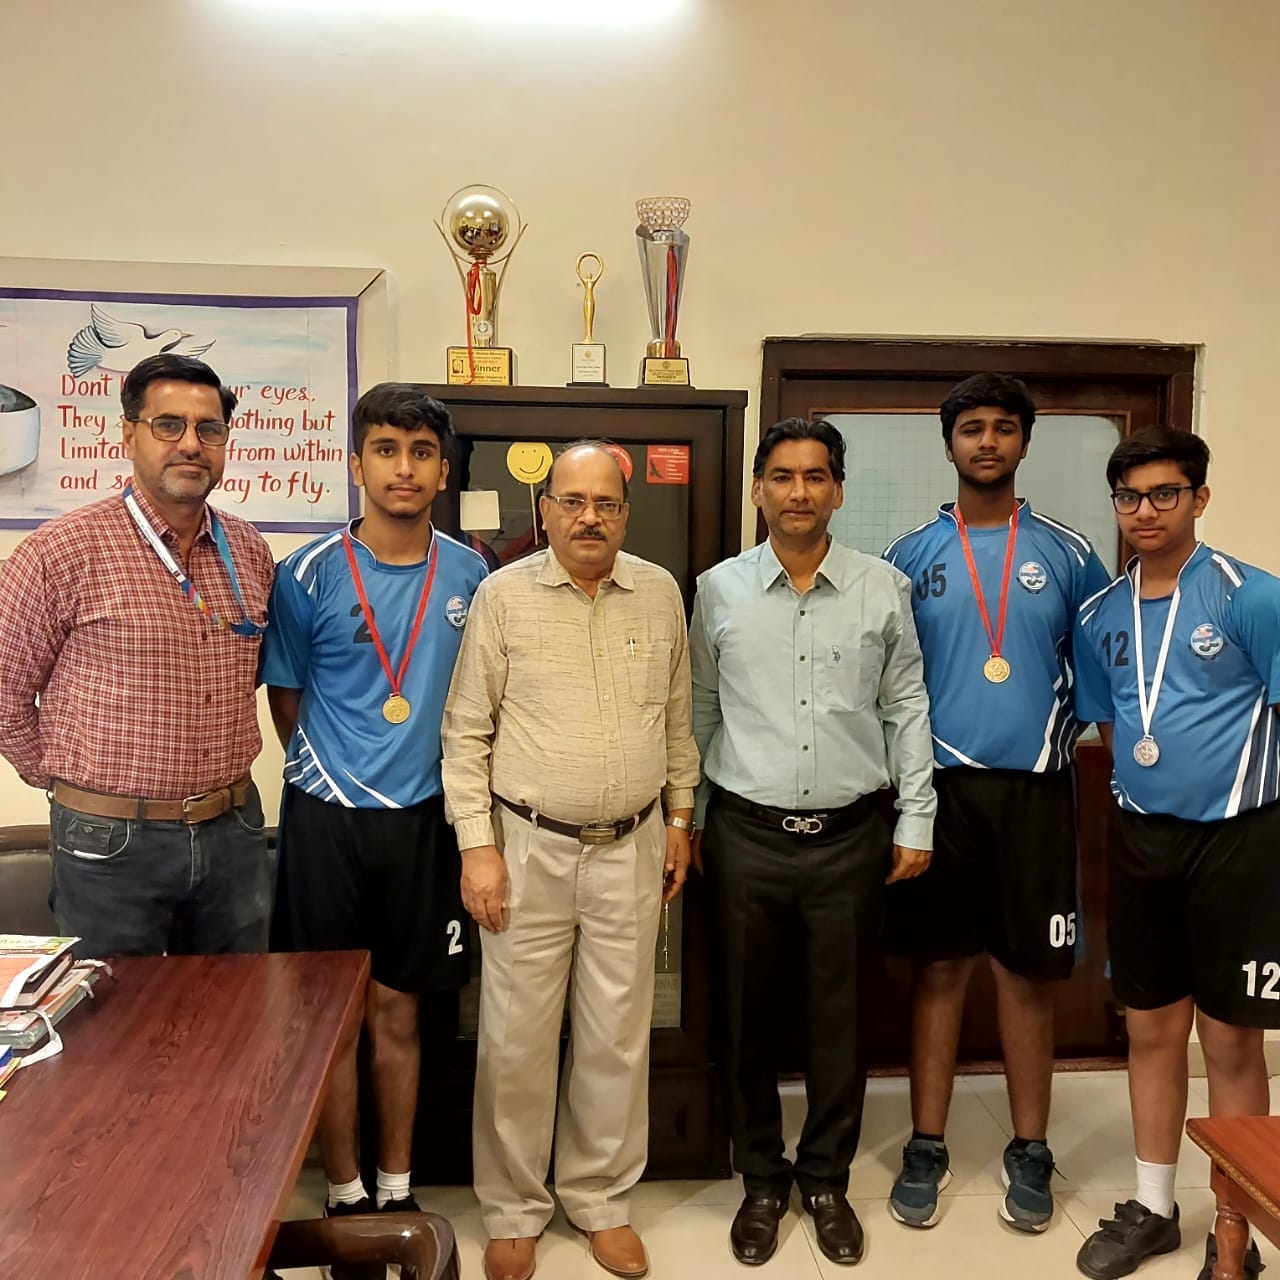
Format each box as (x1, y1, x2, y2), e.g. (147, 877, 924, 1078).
(1189, 622, 1224, 658)
(1018, 561, 1048, 592)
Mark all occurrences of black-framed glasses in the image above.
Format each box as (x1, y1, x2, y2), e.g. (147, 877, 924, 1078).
(543, 494, 627, 520)
(1110, 485, 1195, 515)
(130, 415, 230, 446)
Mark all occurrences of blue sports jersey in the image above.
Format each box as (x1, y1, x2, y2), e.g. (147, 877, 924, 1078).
(1074, 543, 1280, 822)
(884, 500, 1111, 772)
(259, 525, 488, 808)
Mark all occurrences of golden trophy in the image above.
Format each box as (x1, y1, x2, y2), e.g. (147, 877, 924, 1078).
(570, 252, 608, 386)
(635, 196, 692, 386)
(436, 184, 527, 385)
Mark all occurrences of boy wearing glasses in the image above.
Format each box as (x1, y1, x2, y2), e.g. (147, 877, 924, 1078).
(0, 352, 275, 957)
(1073, 427, 1280, 1280)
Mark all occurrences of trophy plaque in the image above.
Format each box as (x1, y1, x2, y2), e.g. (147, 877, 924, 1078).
(436, 184, 527, 386)
(570, 252, 608, 386)
(635, 196, 691, 386)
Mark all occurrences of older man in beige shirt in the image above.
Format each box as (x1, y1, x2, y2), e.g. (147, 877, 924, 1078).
(442, 440, 698, 1280)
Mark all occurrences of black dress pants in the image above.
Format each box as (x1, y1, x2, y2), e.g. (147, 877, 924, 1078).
(702, 787, 890, 1199)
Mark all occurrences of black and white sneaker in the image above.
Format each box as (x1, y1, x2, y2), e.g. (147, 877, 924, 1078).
(1076, 1200, 1181, 1279)
(1000, 1140, 1056, 1232)
(1196, 1231, 1265, 1280)
(379, 1192, 422, 1213)
(323, 1196, 385, 1280)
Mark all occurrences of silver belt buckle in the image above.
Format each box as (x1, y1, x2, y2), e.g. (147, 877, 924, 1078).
(578, 820, 620, 846)
(782, 814, 824, 836)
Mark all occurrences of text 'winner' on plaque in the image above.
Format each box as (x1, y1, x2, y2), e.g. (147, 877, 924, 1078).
(436, 184, 526, 386)
(636, 196, 692, 387)
(570, 252, 608, 386)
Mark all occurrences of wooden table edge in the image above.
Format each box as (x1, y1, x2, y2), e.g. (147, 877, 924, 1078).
(251, 949, 371, 1277)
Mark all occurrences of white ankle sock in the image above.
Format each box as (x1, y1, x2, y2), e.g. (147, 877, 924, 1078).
(1134, 1158, 1177, 1219)
(376, 1168, 411, 1208)
(328, 1175, 368, 1208)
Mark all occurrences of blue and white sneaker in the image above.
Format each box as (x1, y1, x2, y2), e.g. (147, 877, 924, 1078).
(889, 1138, 952, 1228)
(1000, 1139, 1056, 1231)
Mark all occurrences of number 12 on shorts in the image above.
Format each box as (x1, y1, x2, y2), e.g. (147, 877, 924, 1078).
(1242, 960, 1280, 999)
(1049, 912, 1077, 948)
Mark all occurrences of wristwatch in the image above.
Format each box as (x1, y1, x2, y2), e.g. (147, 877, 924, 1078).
(666, 815, 694, 832)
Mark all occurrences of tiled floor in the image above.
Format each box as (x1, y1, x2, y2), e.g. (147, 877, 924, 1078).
(278, 1071, 1280, 1279)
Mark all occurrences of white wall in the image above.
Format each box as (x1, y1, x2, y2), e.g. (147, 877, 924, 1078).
(1, 0, 1278, 822)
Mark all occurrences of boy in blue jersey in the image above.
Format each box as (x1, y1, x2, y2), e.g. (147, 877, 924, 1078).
(1073, 428, 1280, 1280)
(883, 374, 1111, 1235)
(260, 384, 487, 1275)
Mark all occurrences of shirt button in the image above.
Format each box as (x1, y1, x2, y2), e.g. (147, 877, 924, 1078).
(609, 734, 617, 742)
(803, 744, 810, 752)
(802, 788, 810, 796)
(204, 694, 212, 705)
(799, 655, 806, 662)
(800, 609, 806, 616)
(597, 650, 603, 656)
(603, 694, 611, 701)
(800, 699, 807, 706)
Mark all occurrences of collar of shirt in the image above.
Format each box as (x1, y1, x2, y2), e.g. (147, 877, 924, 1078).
(938, 496, 1029, 526)
(758, 536, 856, 593)
(536, 546, 636, 592)
(1122, 540, 1209, 588)
(127, 484, 214, 550)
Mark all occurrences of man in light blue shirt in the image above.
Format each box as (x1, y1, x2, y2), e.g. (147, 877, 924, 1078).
(690, 416, 935, 1268)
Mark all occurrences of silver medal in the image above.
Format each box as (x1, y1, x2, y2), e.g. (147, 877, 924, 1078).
(1133, 736, 1160, 768)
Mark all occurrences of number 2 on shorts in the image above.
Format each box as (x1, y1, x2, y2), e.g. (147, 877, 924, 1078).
(445, 919, 464, 956)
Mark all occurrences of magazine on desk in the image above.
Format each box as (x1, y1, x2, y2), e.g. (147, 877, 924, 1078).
(0, 935, 79, 1008)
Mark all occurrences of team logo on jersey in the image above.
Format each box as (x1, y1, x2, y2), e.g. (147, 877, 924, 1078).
(445, 595, 469, 629)
(1189, 622, 1224, 658)
(1018, 561, 1048, 593)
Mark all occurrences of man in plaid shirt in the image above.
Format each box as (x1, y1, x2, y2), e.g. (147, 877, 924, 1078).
(0, 353, 275, 958)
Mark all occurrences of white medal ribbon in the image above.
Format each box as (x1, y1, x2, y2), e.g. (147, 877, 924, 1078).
(1131, 548, 1199, 756)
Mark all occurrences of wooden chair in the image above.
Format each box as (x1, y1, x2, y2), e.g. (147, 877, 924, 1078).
(266, 1210, 459, 1279)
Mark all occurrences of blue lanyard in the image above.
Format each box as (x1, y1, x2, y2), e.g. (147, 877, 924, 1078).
(123, 488, 265, 639)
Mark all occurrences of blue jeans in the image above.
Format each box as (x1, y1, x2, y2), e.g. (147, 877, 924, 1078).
(49, 783, 273, 958)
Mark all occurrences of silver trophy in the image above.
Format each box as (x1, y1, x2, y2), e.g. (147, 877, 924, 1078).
(635, 196, 691, 385)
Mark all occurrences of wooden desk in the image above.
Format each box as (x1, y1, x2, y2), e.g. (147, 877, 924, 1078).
(1187, 1115, 1280, 1280)
(0, 951, 368, 1280)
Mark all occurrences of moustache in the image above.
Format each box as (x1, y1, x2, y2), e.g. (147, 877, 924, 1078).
(572, 530, 607, 541)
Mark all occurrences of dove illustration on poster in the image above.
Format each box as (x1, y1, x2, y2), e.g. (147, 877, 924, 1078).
(66, 303, 216, 377)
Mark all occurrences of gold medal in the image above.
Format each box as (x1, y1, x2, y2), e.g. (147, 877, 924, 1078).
(382, 694, 412, 724)
(983, 655, 1011, 683)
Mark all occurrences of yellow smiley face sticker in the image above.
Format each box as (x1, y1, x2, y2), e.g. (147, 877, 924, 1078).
(506, 442, 553, 485)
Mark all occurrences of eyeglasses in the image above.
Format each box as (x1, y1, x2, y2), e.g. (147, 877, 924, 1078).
(1110, 485, 1195, 515)
(130, 416, 231, 446)
(543, 494, 627, 520)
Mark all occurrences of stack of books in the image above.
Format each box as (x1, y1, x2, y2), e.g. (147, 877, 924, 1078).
(0, 962, 101, 1050)
(0, 935, 78, 1009)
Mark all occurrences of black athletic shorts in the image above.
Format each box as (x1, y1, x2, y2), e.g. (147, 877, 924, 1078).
(883, 766, 1079, 981)
(273, 784, 469, 993)
(1110, 801, 1280, 1027)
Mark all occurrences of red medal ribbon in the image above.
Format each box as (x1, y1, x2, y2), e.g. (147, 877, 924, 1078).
(342, 531, 439, 701)
(954, 503, 1019, 660)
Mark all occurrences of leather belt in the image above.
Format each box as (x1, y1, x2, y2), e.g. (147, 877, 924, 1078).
(715, 788, 873, 837)
(495, 794, 658, 846)
(52, 776, 253, 825)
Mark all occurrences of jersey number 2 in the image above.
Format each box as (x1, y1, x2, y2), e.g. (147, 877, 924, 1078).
(445, 919, 464, 956)
(350, 603, 373, 645)
(1101, 630, 1130, 666)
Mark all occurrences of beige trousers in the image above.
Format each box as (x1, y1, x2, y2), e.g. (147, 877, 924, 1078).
(472, 803, 665, 1239)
